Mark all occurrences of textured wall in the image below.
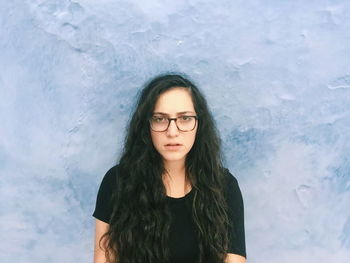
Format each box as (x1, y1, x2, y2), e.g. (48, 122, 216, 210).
(1, 0, 350, 262)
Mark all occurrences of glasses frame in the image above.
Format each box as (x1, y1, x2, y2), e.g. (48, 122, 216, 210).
(149, 115, 198, 132)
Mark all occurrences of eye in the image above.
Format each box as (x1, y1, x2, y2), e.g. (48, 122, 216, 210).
(152, 116, 166, 122)
(180, 116, 192, 121)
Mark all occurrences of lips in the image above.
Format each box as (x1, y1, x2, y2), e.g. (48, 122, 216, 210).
(164, 143, 183, 151)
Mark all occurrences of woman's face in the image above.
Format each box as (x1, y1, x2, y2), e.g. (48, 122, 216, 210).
(150, 87, 198, 166)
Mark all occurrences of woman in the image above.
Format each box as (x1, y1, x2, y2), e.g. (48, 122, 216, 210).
(92, 74, 246, 263)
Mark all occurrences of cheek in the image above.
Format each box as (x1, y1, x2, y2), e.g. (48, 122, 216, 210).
(186, 130, 197, 148)
(150, 131, 162, 149)
(192, 126, 198, 141)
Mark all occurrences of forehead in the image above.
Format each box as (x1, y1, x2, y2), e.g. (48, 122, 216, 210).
(153, 87, 195, 113)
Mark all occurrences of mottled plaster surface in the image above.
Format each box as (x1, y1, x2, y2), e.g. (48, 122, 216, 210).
(1, 0, 349, 262)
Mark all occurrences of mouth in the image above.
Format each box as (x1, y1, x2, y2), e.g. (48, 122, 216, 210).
(165, 143, 182, 146)
(164, 143, 183, 151)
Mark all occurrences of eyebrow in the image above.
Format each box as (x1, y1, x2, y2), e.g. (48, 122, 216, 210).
(153, 111, 196, 115)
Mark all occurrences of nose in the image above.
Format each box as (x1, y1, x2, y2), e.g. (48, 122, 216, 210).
(166, 119, 179, 137)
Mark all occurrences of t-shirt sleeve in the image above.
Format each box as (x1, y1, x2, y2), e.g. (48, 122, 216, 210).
(92, 165, 118, 224)
(225, 169, 247, 258)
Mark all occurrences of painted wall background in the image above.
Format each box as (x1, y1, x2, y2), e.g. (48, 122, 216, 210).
(1, 0, 350, 262)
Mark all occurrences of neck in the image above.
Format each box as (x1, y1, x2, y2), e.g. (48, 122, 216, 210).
(163, 159, 186, 177)
(162, 159, 192, 197)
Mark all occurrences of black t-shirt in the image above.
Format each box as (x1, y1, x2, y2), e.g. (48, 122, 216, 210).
(92, 165, 246, 262)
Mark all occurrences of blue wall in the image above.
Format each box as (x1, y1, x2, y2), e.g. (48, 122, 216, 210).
(1, 0, 349, 262)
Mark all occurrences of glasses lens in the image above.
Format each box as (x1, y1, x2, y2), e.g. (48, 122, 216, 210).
(150, 116, 197, 131)
(177, 116, 196, 131)
(150, 116, 169, 131)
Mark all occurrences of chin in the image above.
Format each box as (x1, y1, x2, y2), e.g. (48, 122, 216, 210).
(162, 153, 187, 162)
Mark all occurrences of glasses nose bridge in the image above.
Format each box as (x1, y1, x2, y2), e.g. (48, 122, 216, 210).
(167, 117, 180, 131)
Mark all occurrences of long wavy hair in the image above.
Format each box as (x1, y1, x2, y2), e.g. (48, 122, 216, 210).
(99, 73, 230, 263)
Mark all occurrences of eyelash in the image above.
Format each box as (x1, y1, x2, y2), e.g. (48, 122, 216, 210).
(152, 116, 191, 121)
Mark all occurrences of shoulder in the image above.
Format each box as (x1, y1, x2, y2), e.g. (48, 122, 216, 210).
(105, 164, 119, 177)
(101, 164, 119, 183)
(221, 167, 244, 210)
(93, 164, 120, 223)
(96, 164, 120, 196)
(222, 167, 240, 188)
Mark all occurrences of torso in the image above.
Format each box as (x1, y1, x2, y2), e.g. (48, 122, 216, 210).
(163, 174, 192, 198)
(166, 187, 199, 263)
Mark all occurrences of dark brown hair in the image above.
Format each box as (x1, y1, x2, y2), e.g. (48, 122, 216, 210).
(100, 73, 230, 263)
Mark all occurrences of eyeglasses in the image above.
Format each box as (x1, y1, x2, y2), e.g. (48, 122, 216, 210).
(149, 115, 198, 132)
